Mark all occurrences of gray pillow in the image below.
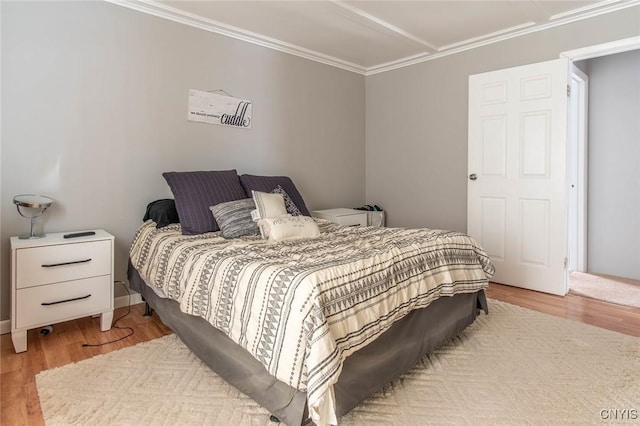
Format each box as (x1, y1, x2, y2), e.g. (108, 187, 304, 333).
(163, 170, 246, 235)
(210, 198, 259, 239)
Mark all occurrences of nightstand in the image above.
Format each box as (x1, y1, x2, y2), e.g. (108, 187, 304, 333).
(312, 208, 368, 227)
(10, 230, 114, 353)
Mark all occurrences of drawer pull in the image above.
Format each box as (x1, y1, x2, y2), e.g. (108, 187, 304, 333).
(41, 294, 92, 306)
(42, 258, 92, 268)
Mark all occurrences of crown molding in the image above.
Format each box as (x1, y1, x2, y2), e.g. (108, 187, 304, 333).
(105, 0, 368, 75)
(560, 36, 640, 61)
(106, 0, 640, 77)
(366, 0, 640, 75)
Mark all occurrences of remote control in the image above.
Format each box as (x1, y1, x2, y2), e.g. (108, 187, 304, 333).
(63, 231, 96, 239)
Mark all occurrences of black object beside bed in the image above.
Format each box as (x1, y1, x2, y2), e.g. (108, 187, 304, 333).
(128, 261, 487, 425)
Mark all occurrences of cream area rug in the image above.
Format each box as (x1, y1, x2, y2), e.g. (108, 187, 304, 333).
(36, 300, 639, 425)
(569, 271, 640, 309)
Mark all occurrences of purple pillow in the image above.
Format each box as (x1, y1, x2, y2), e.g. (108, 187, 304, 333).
(240, 174, 310, 216)
(163, 170, 246, 234)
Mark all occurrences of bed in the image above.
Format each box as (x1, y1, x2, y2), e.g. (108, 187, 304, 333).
(127, 170, 494, 426)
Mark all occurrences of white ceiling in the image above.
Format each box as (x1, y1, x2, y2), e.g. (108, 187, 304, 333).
(111, 0, 640, 74)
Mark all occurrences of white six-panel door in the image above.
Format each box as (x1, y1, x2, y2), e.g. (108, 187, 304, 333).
(468, 58, 569, 295)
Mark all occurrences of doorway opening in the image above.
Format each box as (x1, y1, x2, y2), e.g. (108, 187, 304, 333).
(562, 37, 640, 308)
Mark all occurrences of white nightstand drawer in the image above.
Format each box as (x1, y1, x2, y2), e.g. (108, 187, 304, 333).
(334, 214, 368, 227)
(16, 239, 112, 289)
(312, 208, 368, 227)
(15, 275, 112, 329)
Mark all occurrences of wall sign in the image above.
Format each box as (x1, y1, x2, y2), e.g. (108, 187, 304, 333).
(187, 89, 252, 128)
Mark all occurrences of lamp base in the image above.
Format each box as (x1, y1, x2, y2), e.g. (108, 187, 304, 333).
(19, 234, 46, 240)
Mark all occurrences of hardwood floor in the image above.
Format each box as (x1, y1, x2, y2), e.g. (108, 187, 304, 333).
(0, 303, 172, 426)
(486, 282, 640, 337)
(1, 284, 639, 425)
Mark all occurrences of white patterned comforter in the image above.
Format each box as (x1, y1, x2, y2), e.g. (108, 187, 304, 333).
(130, 220, 494, 425)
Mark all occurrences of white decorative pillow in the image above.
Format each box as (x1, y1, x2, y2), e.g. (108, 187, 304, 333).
(258, 215, 321, 242)
(252, 190, 289, 238)
(252, 190, 288, 219)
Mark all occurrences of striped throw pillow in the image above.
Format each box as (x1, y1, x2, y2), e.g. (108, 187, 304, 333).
(210, 198, 259, 239)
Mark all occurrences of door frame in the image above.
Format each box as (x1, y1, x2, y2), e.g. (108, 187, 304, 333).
(567, 65, 588, 274)
(560, 36, 640, 277)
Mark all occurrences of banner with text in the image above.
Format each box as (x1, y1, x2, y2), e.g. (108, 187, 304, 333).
(187, 90, 252, 128)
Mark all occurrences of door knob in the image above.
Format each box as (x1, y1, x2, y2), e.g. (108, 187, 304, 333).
(469, 174, 478, 181)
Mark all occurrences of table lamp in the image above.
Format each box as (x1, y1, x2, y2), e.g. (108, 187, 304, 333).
(13, 194, 54, 239)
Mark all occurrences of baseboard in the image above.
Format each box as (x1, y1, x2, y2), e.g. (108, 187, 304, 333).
(0, 293, 144, 335)
(0, 319, 9, 335)
(115, 292, 144, 309)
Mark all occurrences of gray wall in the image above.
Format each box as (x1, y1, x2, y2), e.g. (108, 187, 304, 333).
(366, 6, 640, 231)
(0, 2, 365, 320)
(3, 2, 640, 323)
(585, 50, 640, 280)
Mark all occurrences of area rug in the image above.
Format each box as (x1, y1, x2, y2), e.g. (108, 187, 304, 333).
(569, 271, 640, 309)
(36, 300, 640, 425)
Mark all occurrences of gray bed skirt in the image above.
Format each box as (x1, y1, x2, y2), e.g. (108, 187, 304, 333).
(128, 261, 487, 425)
